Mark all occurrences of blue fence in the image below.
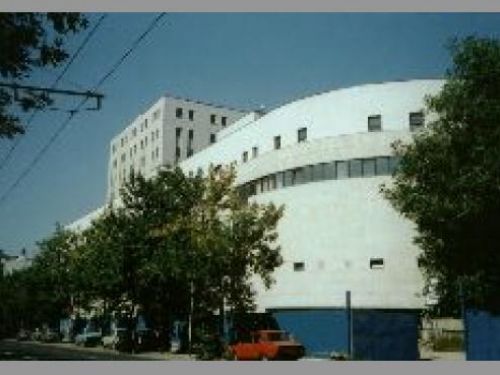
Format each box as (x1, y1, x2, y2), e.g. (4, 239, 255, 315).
(270, 308, 420, 360)
(465, 309, 500, 360)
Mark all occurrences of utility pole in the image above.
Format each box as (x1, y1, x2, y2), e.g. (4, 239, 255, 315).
(346, 290, 353, 359)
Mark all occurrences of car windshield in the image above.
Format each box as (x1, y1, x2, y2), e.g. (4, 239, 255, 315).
(264, 332, 290, 341)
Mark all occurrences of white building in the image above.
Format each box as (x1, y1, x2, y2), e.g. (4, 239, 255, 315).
(67, 79, 445, 358)
(106, 95, 250, 202)
(180, 79, 444, 313)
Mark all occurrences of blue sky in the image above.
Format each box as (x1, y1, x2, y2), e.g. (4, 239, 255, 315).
(2, 13, 500, 255)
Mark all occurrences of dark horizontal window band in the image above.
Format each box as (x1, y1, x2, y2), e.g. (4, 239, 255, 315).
(239, 155, 401, 198)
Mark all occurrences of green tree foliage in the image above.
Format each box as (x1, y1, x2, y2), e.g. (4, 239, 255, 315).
(383, 36, 500, 315)
(0, 13, 88, 138)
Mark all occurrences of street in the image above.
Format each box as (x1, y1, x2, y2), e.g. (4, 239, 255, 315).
(0, 339, 160, 360)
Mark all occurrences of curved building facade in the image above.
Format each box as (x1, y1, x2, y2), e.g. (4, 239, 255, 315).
(180, 79, 444, 314)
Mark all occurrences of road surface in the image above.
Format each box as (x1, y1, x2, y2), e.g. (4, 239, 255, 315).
(0, 339, 156, 360)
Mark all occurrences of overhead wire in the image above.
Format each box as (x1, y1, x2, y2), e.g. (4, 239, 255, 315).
(0, 14, 108, 172)
(0, 13, 167, 207)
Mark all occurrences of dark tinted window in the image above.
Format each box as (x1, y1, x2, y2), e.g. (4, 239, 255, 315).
(362, 158, 376, 177)
(368, 115, 382, 132)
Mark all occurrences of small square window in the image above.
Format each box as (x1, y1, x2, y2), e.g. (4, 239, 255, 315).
(293, 262, 305, 272)
(274, 136, 281, 150)
(189, 110, 194, 121)
(368, 115, 382, 132)
(210, 114, 216, 124)
(409, 111, 424, 131)
(298, 127, 307, 143)
(221, 116, 227, 126)
(370, 258, 384, 269)
(176, 108, 183, 118)
(242, 151, 248, 163)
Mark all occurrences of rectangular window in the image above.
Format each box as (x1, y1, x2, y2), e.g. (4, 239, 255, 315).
(156, 129, 160, 139)
(144, 136, 148, 146)
(362, 158, 376, 177)
(112, 144, 116, 154)
(188, 129, 194, 139)
(284, 170, 294, 187)
(293, 262, 305, 272)
(133, 144, 137, 154)
(269, 174, 277, 190)
(274, 136, 281, 150)
(151, 150, 155, 160)
(144, 119, 148, 129)
(349, 159, 363, 178)
(189, 110, 194, 121)
(242, 151, 248, 163)
(370, 258, 385, 269)
(324, 162, 336, 180)
(368, 115, 382, 132)
(221, 116, 227, 126)
(298, 127, 307, 143)
(153, 109, 160, 121)
(313, 163, 325, 181)
(176, 147, 181, 158)
(294, 167, 306, 185)
(176, 108, 183, 118)
(252, 146, 258, 158)
(210, 133, 216, 144)
(132, 128, 137, 137)
(389, 156, 401, 173)
(276, 172, 285, 189)
(140, 139, 144, 149)
(155, 147, 159, 158)
(336, 161, 348, 179)
(409, 111, 424, 131)
(376, 156, 390, 175)
(176, 128, 182, 138)
(187, 149, 193, 157)
(210, 114, 216, 124)
(121, 153, 126, 162)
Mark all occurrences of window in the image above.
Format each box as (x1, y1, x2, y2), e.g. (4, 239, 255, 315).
(188, 129, 194, 139)
(221, 116, 227, 126)
(112, 159, 117, 168)
(269, 174, 277, 190)
(349, 159, 363, 178)
(133, 144, 137, 154)
(140, 139, 144, 149)
(368, 115, 382, 132)
(370, 258, 384, 269)
(144, 119, 148, 129)
(293, 262, 305, 272)
(362, 158, 376, 177)
(151, 131, 155, 141)
(376, 156, 390, 175)
(132, 128, 137, 137)
(188, 110, 194, 121)
(210, 114, 216, 124)
(313, 163, 326, 181)
(210, 133, 216, 144)
(298, 127, 307, 143)
(274, 136, 281, 150)
(112, 144, 116, 154)
(176, 108, 183, 118)
(409, 111, 424, 131)
(144, 136, 148, 147)
(187, 149, 193, 157)
(283, 170, 294, 187)
(389, 156, 401, 173)
(176, 147, 181, 158)
(129, 148, 133, 158)
(242, 151, 248, 163)
(155, 147, 159, 158)
(324, 162, 336, 180)
(293, 167, 306, 185)
(151, 150, 155, 160)
(252, 146, 258, 158)
(156, 129, 160, 139)
(336, 161, 348, 179)
(152, 109, 160, 121)
(121, 153, 126, 162)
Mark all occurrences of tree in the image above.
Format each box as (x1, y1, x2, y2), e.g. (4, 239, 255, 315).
(0, 13, 88, 139)
(383, 36, 500, 315)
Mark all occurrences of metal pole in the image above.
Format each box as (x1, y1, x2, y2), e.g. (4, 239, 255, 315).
(346, 290, 353, 358)
(188, 280, 194, 357)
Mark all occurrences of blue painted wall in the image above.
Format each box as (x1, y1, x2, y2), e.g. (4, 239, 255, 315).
(270, 309, 420, 360)
(353, 310, 419, 360)
(466, 309, 500, 360)
(271, 309, 348, 358)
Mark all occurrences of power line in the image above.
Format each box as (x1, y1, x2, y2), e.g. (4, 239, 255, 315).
(0, 13, 168, 208)
(0, 14, 108, 172)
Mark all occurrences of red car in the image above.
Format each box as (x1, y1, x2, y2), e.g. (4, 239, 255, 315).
(229, 330, 305, 360)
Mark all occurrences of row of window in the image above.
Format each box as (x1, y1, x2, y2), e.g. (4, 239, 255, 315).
(175, 107, 228, 126)
(239, 155, 401, 197)
(292, 258, 385, 272)
(240, 112, 423, 163)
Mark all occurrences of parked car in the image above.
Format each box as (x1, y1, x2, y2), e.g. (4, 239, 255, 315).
(40, 327, 60, 343)
(30, 328, 43, 341)
(229, 330, 305, 360)
(102, 319, 130, 351)
(16, 329, 30, 341)
(75, 320, 102, 347)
